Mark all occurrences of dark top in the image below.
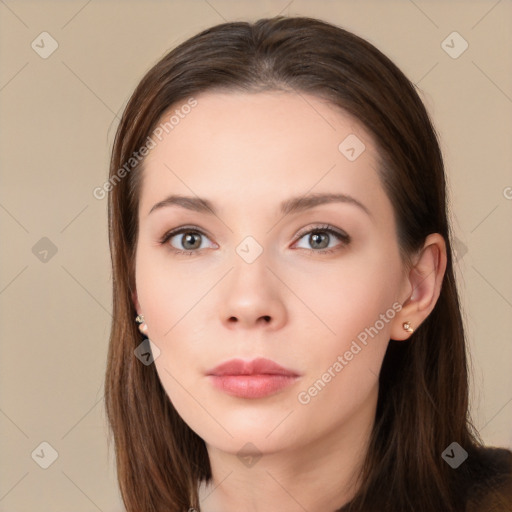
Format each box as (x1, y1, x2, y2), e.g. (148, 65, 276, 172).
(338, 445, 512, 511)
(464, 446, 512, 511)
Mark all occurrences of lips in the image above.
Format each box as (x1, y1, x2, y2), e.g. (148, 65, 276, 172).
(206, 357, 299, 377)
(206, 357, 301, 399)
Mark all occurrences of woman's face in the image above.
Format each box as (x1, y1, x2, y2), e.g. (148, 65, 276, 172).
(134, 90, 410, 455)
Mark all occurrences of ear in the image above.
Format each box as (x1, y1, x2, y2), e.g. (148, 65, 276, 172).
(390, 233, 447, 341)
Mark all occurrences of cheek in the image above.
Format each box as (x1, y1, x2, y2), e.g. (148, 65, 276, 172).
(291, 249, 402, 402)
(292, 268, 398, 424)
(301, 252, 402, 343)
(135, 249, 214, 340)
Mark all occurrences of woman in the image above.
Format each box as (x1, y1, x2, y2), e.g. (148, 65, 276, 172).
(104, 16, 512, 512)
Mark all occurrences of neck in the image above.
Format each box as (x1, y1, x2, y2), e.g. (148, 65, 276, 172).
(198, 390, 377, 512)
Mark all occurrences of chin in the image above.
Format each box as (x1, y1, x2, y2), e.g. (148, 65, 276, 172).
(187, 406, 302, 452)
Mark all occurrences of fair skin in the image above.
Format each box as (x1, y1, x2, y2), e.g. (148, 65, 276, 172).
(133, 90, 447, 512)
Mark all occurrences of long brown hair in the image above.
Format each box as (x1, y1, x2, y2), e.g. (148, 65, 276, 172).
(105, 16, 484, 511)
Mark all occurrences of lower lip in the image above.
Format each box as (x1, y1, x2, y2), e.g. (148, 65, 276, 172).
(208, 374, 299, 398)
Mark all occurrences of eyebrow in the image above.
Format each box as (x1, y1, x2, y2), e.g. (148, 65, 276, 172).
(148, 192, 371, 218)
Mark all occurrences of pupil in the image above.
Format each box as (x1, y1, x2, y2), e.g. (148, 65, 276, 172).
(184, 233, 200, 250)
(311, 233, 328, 249)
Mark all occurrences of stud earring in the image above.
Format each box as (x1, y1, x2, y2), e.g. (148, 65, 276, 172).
(402, 321, 414, 333)
(135, 314, 148, 336)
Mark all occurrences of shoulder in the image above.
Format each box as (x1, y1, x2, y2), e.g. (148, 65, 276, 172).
(463, 445, 512, 512)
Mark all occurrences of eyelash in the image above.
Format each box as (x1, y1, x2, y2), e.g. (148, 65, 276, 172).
(158, 224, 351, 257)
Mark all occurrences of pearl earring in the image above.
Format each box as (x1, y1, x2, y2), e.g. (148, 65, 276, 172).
(135, 314, 148, 336)
(402, 321, 414, 333)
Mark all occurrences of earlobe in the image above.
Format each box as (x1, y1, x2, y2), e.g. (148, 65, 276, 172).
(131, 290, 148, 336)
(135, 314, 148, 336)
(390, 233, 447, 341)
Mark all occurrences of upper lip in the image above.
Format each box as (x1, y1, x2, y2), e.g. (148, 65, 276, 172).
(206, 357, 300, 377)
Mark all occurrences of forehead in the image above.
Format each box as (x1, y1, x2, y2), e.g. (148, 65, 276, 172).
(138, 90, 386, 219)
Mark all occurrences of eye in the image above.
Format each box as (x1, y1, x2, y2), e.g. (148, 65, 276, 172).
(159, 223, 350, 256)
(159, 226, 216, 256)
(293, 224, 350, 254)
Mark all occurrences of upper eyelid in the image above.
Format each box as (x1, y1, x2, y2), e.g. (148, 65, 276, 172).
(295, 224, 349, 239)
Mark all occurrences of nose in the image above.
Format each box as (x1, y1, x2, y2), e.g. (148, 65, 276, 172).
(219, 253, 287, 331)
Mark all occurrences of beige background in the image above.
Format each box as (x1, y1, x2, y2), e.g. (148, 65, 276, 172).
(1, 0, 511, 510)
